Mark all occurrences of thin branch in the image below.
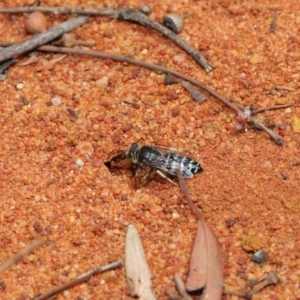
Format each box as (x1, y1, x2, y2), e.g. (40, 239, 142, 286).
(0, 6, 118, 17)
(249, 118, 283, 145)
(0, 239, 46, 275)
(34, 261, 123, 300)
(0, 6, 213, 73)
(0, 15, 89, 63)
(176, 169, 202, 220)
(0, 42, 285, 145)
(34, 45, 239, 112)
(117, 9, 214, 73)
(252, 103, 293, 115)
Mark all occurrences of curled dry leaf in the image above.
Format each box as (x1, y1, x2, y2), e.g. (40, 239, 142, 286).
(35, 55, 67, 72)
(125, 224, 156, 300)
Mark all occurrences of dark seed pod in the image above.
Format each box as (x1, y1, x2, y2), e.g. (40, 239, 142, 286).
(162, 13, 184, 34)
(251, 249, 266, 264)
(139, 4, 152, 15)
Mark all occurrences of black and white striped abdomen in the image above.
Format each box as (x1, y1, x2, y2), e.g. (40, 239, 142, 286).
(160, 153, 203, 178)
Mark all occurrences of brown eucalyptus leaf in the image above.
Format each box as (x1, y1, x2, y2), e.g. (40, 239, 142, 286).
(125, 224, 156, 300)
(186, 220, 223, 299)
(176, 169, 223, 299)
(185, 220, 207, 291)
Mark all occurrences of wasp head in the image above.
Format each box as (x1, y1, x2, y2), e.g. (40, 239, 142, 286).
(126, 143, 140, 163)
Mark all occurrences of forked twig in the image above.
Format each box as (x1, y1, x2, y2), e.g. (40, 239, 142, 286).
(34, 261, 123, 300)
(117, 9, 214, 73)
(0, 6, 213, 73)
(0, 44, 286, 145)
(0, 239, 46, 274)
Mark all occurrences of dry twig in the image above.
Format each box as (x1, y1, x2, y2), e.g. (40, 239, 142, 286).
(0, 6, 213, 72)
(173, 274, 193, 300)
(117, 9, 213, 73)
(0, 239, 46, 275)
(0, 15, 89, 63)
(0, 6, 117, 17)
(0, 43, 286, 145)
(224, 270, 279, 298)
(34, 261, 123, 300)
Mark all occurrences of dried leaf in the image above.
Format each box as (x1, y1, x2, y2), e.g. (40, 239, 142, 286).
(35, 55, 66, 71)
(186, 219, 224, 299)
(185, 220, 207, 291)
(182, 81, 206, 103)
(176, 169, 223, 299)
(125, 224, 156, 300)
(17, 55, 38, 66)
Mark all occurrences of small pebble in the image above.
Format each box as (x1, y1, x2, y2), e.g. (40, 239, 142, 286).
(263, 160, 272, 169)
(249, 53, 261, 65)
(96, 77, 109, 88)
(16, 82, 24, 90)
(51, 95, 62, 107)
(173, 55, 185, 62)
(251, 249, 267, 263)
(285, 107, 292, 114)
(76, 159, 84, 167)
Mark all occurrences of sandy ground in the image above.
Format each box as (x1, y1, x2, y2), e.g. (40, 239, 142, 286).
(0, 0, 299, 299)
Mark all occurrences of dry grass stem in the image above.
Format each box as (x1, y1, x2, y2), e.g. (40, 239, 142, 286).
(0, 239, 46, 275)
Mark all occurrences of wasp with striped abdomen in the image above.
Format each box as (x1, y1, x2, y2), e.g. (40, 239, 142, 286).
(125, 143, 203, 185)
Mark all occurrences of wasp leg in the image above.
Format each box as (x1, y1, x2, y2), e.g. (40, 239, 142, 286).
(155, 170, 178, 186)
(134, 166, 143, 182)
(141, 168, 153, 182)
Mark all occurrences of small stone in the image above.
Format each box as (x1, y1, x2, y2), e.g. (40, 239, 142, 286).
(242, 235, 263, 252)
(140, 49, 148, 55)
(51, 95, 62, 106)
(76, 159, 84, 167)
(16, 82, 24, 90)
(263, 161, 272, 169)
(285, 107, 292, 113)
(291, 115, 300, 133)
(96, 76, 109, 88)
(251, 249, 267, 263)
(249, 53, 261, 65)
(173, 55, 185, 62)
(34, 194, 41, 202)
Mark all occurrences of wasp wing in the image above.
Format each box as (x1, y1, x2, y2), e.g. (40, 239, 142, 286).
(144, 155, 194, 178)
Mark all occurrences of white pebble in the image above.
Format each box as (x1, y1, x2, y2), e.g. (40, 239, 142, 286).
(285, 107, 292, 113)
(76, 158, 84, 167)
(173, 55, 185, 62)
(96, 76, 109, 88)
(51, 95, 62, 106)
(35, 194, 41, 202)
(16, 82, 24, 90)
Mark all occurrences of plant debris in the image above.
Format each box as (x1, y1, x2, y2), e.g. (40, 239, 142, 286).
(125, 224, 156, 300)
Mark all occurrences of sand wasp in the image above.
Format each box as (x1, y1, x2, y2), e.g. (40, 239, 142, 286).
(125, 143, 203, 185)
